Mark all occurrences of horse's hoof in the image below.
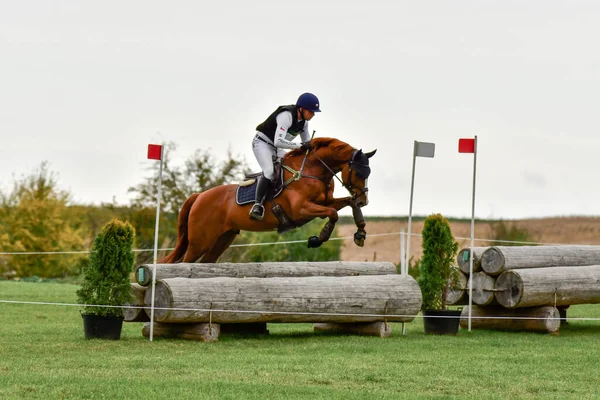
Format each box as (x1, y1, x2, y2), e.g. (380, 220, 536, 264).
(353, 230, 366, 247)
(307, 236, 322, 248)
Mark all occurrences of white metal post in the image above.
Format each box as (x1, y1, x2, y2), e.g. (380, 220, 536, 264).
(467, 136, 478, 332)
(149, 145, 164, 342)
(405, 141, 417, 269)
(400, 229, 406, 335)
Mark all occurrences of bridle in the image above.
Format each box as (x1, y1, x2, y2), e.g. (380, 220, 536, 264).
(291, 149, 369, 202)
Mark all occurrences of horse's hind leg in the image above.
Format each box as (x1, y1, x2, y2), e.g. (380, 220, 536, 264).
(200, 230, 240, 263)
(181, 245, 206, 263)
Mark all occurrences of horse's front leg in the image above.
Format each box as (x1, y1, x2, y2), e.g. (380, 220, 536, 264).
(292, 201, 340, 248)
(351, 205, 367, 247)
(327, 196, 368, 247)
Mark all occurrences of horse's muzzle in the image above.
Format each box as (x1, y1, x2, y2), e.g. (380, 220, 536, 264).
(354, 197, 368, 208)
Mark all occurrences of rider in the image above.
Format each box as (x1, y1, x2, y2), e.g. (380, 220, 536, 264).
(249, 92, 321, 220)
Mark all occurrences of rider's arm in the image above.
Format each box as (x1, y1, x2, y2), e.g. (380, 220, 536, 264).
(299, 122, 311, 143)
(273, 112, 301, 150)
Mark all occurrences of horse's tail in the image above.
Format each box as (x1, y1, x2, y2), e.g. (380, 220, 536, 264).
(159, 193, 200, 263)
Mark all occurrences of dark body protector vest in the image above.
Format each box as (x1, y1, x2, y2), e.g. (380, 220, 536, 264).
(256, 105, 306, 142)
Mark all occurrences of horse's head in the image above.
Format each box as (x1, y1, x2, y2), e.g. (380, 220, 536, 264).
(342, 148, 377, 208)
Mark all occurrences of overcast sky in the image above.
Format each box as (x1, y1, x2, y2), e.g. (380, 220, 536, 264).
(1, 1, 599, 220)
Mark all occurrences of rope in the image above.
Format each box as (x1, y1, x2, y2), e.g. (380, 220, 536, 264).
(1, 299, 599, 321)
(3, 231, 596, 256)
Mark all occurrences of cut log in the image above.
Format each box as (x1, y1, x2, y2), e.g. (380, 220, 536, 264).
(468, 272, 497, 306)
(446, 271, 468, 305)
(460, 306, 560, 333)
(144, 274, 422, 324)
(457, 247, 488, 274)
(135, 261, 398, 286)
(313, 322, 392, 338)
(481, 245, 600, 275)
(495, 265, 600, 308)
(142, 322, 219, 342)
(124, 283, 149, 322)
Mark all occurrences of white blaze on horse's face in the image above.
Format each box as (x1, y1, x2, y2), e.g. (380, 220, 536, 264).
(363, 178, 369, 206)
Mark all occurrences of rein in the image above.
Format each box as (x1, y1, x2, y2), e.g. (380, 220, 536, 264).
(282, 149, 367, 200)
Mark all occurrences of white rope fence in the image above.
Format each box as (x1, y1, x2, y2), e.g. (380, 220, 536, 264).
(2, 229, 600, 324)
(0, 231, 595, 256)
(1, 299, 599, 322)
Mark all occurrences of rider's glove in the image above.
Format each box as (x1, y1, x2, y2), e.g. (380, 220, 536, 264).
(300, 142, 313, 151)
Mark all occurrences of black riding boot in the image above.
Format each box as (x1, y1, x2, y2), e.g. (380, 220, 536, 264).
(249, 176, 270, 220)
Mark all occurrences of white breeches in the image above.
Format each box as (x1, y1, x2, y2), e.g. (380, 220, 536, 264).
(252, 134, 286, 181)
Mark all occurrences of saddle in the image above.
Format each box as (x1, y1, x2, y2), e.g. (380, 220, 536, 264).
(235, 163, 285, 206)
(236, 163, 296, 233)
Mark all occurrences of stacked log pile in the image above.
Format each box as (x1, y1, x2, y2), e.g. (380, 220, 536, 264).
(451, 245, 600, 334)
(125, 261, 422, 341)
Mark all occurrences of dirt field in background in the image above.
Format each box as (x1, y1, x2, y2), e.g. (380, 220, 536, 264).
(337, 217, 600, 265)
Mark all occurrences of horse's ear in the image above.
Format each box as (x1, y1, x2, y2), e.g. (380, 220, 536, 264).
(365, 149, 377, 158)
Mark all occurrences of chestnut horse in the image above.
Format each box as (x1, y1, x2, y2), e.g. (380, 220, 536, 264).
(160, 137, 376, 263)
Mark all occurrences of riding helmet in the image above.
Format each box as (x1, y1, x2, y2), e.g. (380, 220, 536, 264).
(296, 92, 321, 112)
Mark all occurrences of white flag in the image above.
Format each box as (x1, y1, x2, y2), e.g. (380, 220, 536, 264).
(415, 141, 435, 158)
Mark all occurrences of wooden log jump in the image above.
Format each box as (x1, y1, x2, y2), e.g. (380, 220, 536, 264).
(495, 265, 600, 308)
(313, 322, 392, 338)
(460, 306, 560, 333)
(446, 271, 468, 306)
(142, 322, 219, 342)
(124, 283, 150, 322)
(457, 247, 488, 274)
(481, 245, 600, 276)
(144, 274, 421, 324)
(134, 261, 398, 286)
(468, 272, 497, 306)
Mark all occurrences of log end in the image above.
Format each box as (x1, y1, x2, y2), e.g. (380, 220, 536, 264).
(481, 247, 505, 275)
(446, 271, 468, 305)
(457, 248, 482, 274)
(124, 283, 149, 322)
(470, 272, 496, 306)
(143, 281, 173, 321)
(494, 271, 523, 308)
(135, 265, 152, 286)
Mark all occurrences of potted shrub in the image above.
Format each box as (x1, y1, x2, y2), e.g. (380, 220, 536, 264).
(417, 213, 461, 334)
(77, 219, 136, 340)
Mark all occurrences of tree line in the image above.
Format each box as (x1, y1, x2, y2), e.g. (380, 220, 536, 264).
(0, 143, 342, 279)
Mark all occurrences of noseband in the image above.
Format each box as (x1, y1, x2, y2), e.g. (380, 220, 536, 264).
(345, 150, 370, 200)
(310, 149, 369, 201)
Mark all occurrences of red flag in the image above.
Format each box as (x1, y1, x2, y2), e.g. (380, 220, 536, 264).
(147, 144, 163, 160)
(458, 138, 476, 153)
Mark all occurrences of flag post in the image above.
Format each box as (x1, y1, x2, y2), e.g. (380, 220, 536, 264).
(458, 136, 478, 332)
(400, 229, 406, 335)
(468, 136, 478, 332)
(405, 141, 417, 270)
(147, 144, 164, 342)
(405, 140, 435, 269)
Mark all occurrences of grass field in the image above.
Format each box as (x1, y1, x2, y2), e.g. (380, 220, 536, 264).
(2, 281, 600, 399)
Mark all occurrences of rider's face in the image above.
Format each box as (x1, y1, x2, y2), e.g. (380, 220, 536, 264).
(300, 108, 315, 121)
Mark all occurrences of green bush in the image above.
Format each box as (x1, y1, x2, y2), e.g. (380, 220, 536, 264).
(76, 219, 136, 317)
(417, 214, 459, 310)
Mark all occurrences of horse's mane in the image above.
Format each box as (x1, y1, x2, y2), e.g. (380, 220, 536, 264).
(285, 137, 355, 160)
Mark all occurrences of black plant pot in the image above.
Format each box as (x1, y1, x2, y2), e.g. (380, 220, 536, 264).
(82, 314, 124, 340)
(423, 309, 462, 335)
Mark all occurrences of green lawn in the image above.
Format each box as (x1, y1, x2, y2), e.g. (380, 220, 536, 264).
(1, 281, 600, 399)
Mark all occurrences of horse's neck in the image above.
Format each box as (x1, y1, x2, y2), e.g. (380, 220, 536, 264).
(284, 143, 352, 175)
(313, 148, 352, 170)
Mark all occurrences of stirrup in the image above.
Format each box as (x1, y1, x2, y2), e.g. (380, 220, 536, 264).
(249, 204, 265, 220)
